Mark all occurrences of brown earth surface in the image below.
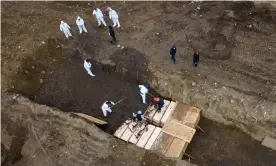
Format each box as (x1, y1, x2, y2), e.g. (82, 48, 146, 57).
(1, 94, 195, 166)
(1, 1, 276, 166)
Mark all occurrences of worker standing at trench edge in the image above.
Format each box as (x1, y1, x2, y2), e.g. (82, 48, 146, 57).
(101, 101, 115, 117)
(170, 45, 177, 64)
(193, 51, 200, 68)
(138, 84, 150, 104)
(108, 26, 117, 44)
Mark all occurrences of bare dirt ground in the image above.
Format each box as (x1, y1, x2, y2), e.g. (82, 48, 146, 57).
(2, 95, 194, 166)
(186, 117, 276, 166)
(1, 1, 276, 166)
(32, 47, 150, 133)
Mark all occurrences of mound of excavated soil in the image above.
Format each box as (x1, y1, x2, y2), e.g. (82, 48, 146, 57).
(1, 94, 195, 166)
(2, 1, 276, 166)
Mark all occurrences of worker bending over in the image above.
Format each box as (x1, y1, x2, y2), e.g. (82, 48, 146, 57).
(153, 97, 164, 112)
(132, 110, 144, 122)
(101, 101, 115, 117)
(132, 110, 146, 129)
(138, 84, 150, 104)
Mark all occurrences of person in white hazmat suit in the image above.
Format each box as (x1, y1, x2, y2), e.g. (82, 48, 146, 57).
(107, 7, 120, 27)
(84, 59, 95, 77)
(76, 16, 88, 34)
(92, 8, 107, 27)
(60, 21, 72, 38)
(101, 101, 115, 117)
(138, 84, 149, 104)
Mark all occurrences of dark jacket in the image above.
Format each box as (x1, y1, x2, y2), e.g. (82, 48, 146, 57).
(170, 46, 176, 56)
(154, 97, 164, 109)
(137, 114, 143, 121)
(108, 26, 115, 37)
(193, 52, 199, 63)
(158, 98, 164, 108)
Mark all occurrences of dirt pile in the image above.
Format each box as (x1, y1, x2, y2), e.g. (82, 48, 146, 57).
(1, 1, 276, 165)
(1, 94, 195, 166)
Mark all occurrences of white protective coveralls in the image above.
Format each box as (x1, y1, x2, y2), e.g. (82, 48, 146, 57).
(139, 85, 148, 104)
(107, 7, 120, 27)
(76, 16, 88, 34)
(92, 8, 107, 27)
(84, 60, 95, 77)
(60, 21, 72, 38)
(101, 101, 115, 117)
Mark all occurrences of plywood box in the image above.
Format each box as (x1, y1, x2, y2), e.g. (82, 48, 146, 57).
(129, 123, 146, 144)
(152, 100, 170, 126)
(151, 131, 174, 154)
(114, 123, 128, 138)
(162, 120, 196, 143)
(165, 138, 189, 158)
(169, 103, 190, 122)
(121, 122, 137, 142)
(144, 105, 157, 122)
(181, 107, 201, 128)
(136, 125, 156, 148)
(161, 101, 177, 126)
(144, 127, 162, 150)
(168, 103, 201, 129)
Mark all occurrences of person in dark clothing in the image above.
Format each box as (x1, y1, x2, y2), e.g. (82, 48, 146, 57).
(132, 110, 144, 121)
(153, 97, 165, 112)
(108, 26, 117, 43)
(170, 45, 176, 64)
(193, 51, 200, 67)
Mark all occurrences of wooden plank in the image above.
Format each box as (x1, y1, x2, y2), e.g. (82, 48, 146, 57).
(151, 131, 174, 155)
(129, 123, 146, 144)
(161, 101, 177, 126)
(72, 113, 107, 125)
(121, 122, 136, 142)
(136, 125, 155, 148)
(144, 127, 162, 150)
(162, 120, 196, 143)
(144, 105, 157, 122)
(165, 138, 189, 158)
(114, 123, 128, 138)
(152, 100, 170, 126)
(181, 107, 201, 128)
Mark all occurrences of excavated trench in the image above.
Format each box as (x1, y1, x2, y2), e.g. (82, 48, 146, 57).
(8, 39, 160, 133)
(8, 39, 276, 166)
